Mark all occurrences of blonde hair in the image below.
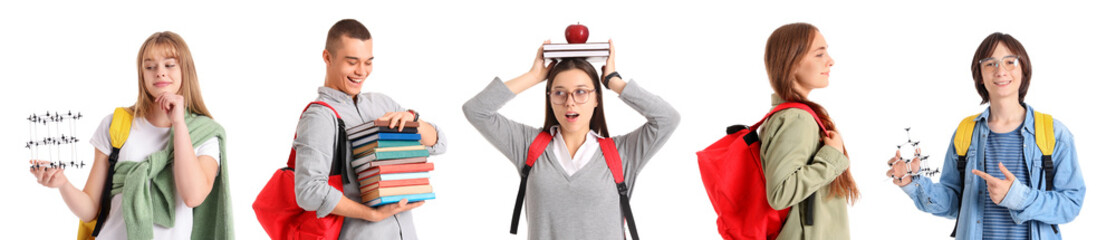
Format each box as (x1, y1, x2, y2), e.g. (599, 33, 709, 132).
(131, 31, 212, 119)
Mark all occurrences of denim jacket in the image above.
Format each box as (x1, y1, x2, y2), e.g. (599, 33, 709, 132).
(900, 104, 1085, 240)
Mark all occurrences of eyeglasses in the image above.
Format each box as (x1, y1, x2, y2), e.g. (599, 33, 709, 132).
(548, 88, 596, 105)
(978, 55, 1022, 72)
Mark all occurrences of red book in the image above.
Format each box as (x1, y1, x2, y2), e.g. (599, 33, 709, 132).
(357, 162, 434, 181)
(360, 178, 431, 194)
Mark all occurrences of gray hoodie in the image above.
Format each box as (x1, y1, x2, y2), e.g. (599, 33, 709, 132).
(294, 86, 447, 240)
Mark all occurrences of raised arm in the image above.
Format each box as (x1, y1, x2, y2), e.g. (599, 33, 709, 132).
(462, 41, 556, 170)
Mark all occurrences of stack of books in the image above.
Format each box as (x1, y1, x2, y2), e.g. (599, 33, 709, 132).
(542, 42, 609, 59)
(348, 120, 435, 206)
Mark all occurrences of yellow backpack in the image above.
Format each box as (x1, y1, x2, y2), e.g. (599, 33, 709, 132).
(948, 111, 1057, 237)
(77, 107, 133, 240)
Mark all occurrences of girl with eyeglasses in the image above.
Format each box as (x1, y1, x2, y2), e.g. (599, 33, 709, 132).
(463, 40, 680, 239)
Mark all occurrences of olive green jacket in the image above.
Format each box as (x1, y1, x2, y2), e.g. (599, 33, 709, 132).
(759, 95, 850, 240)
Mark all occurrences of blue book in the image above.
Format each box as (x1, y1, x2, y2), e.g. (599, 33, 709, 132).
(365, 192, 436, 207)
(351, 132, 421, 147)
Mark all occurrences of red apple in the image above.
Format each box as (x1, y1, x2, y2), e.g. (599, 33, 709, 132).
(565, 23, 589, 44)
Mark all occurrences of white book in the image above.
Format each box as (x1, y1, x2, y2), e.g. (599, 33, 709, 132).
(543, 50, 610, 59)
(542, 42, 610, 51)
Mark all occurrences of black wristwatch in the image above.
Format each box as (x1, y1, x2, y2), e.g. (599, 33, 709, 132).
(603, 72, 621, 89)
(406, 109, 419, 122)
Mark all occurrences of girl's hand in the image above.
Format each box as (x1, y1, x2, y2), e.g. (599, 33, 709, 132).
(528, 40, 557, 84)
(156, 93, 186, 124)
(29, 160, 69, 188)
(601, 39, 617, 81)
(377, 111, 416, 131)
(822, 130, 844, 151)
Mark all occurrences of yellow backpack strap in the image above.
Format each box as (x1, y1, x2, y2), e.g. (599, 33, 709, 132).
(1033, 111, 1055, 156)
(952, 114, 979, 157)
(109, 107, 133, 149)
(948, 113, 978, 238)
(1033, 111, 1056, 192)
(78, 107, 134, 240)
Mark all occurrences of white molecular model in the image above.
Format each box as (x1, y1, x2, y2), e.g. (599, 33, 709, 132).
(26, 111, 85, 169)
(889, 127, 939, 180)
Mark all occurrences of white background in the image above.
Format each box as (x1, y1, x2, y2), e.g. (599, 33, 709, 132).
(2, 1, 1112, 239)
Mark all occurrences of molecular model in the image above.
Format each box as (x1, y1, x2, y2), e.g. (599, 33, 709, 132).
(27, 111, 85, 169)
(889, 127, 939, 180)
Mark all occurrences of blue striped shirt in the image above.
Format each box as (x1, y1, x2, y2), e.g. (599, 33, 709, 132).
(982, 125, 1030, 240)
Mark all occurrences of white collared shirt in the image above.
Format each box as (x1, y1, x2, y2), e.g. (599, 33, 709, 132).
(549, 126, 602, 176)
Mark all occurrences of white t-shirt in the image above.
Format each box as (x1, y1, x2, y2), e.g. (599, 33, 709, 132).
(89, 114, 219, 240)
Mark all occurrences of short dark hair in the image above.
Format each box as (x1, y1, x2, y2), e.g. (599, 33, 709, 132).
(543, 58, 609, 137)
(325, 19, 372, 55)
(970, 32, 1032, 104)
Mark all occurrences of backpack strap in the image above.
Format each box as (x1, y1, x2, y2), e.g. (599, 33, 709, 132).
(599, 137, 639, 240)
(510, 131, 553, 234)
(949, 114, 979, 238)
(1033, 111, 1056, 191)
(1033, 111, 1060, 234)
(752, 102, 829, 136)
(90, 107, 134, 236)
(287, 101, 349, 187)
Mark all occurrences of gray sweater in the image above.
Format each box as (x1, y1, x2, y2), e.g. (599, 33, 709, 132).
(462, 78, 680, 240)
(294, 86, 448, 240)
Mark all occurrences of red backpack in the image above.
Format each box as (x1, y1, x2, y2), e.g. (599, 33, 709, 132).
(253, 101, 351, 240)
(695, 102, 828, 240)
(509, 132, 640, 240)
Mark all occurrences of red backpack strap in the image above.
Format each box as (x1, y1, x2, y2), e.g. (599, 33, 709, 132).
(751, 102, 830, 138)
(525, 131, 553, 168)
(599, 137, 639, 240)
(510, 131, 554, 234)
(287, 101, 343, 168)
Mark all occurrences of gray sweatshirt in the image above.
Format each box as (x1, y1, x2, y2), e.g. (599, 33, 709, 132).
(462, 78, 680, 240)
(294, 86, 448, 240)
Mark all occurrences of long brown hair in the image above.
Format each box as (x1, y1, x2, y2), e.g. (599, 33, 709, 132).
(543, 58, 609, 137)
(764, 23, 859, 203)
(132, 31, 212, 119)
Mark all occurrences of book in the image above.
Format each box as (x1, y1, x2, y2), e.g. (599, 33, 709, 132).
(347, 120, 420, 136)
(358, 172, 431, 186)
(542, 42, 609, 51)
(352, 140, 423, 156)
(354, 145, 425, 158)
(353, 157, 428, 171)
(361, 185, 434, 202)
(356, 162, 433, 180)
(373, 145, 427, 152)
(353, 144, 424, 159)
(365, 192, 436, 207)
(360, 178, 431, 194)
(359, 162, 434, 177)
(351, 132, 422, 147)
(351, 149, 430, 164)
(543, 50, 609, 59)
(348, 126, 418, 141)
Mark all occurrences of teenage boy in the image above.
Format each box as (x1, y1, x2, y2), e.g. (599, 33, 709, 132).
(294, 19, 447, 240)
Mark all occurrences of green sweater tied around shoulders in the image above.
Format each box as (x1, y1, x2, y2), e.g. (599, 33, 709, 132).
(109, 113, 234, 240)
